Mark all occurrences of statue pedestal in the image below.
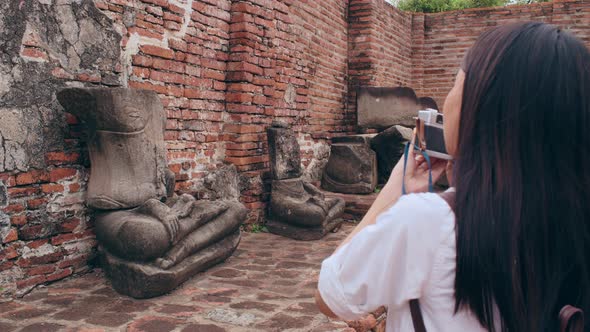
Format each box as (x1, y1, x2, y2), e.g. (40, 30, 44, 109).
(266, 218, 343, 241)
(100, 231, 240, 299)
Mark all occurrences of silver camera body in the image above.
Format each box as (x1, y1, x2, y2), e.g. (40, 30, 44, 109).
(414, 109, 452, 160)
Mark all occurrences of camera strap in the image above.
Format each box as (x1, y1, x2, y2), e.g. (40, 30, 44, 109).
(401, 141, 434, 195)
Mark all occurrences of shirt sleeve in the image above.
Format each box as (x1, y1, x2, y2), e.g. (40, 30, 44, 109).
(317, 193, 453, 321)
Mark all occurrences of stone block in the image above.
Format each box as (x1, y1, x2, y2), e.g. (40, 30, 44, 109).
(357, 87, 419, 129)
(322, 135, 377, 194)
(370, 125, 413, 184)
(101, 231, 240, 299)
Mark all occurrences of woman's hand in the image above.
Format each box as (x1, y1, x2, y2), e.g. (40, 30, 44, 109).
(386, 144, 447, 194)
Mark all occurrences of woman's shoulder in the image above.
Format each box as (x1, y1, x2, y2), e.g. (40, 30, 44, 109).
(376, 192, 455, 240)
(387, 192, 454, 222)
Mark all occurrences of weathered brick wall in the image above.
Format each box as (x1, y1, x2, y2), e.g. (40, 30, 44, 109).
(414, 0, 590, 106)
(348, 0, 414, 124)
(224, 0, 350, 223)
(0, 0, 350, 297)
(0, 0, 124, 297)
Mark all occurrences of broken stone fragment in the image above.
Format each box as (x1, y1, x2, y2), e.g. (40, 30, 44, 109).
(370, 125, 413, 184)
(321, 135, 378, 194)
(267, 123, 303, 180)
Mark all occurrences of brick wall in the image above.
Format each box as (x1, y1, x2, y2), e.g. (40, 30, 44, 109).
(414, 0, 590, 106)
(348, 0, 414, 124)
(224, 0, 350, 223)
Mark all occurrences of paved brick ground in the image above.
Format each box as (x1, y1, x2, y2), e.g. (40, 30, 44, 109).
(0, 223, 383, 332)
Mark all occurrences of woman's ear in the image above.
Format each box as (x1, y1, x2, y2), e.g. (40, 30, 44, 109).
(56, 88, 96, 121)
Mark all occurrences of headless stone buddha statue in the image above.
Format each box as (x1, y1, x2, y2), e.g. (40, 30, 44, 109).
(266, 121, 345, 240)
(57, 88, 247, 298)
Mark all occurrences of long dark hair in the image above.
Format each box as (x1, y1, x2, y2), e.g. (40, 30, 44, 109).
(454, 22, 590, 331)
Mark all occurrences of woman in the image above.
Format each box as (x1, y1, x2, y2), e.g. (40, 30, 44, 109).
(316, 22, 589, 331)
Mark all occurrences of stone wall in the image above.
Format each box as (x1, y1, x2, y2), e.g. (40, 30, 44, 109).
(413, 0, 590, 106)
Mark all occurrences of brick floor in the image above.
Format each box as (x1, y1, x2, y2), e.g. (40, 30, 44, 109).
(0, 223, 386, 332)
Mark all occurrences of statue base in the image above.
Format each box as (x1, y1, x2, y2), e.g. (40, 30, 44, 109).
(100, 230, 241, 299)
(266, 218, 344, 241)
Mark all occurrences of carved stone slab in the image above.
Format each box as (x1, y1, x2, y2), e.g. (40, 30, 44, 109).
(357, 87, 420, 129)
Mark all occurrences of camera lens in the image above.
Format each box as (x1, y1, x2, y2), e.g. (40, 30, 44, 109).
(436, 114, 443, 124)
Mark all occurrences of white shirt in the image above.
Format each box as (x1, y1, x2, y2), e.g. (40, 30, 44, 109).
(318, 192, 490, 332)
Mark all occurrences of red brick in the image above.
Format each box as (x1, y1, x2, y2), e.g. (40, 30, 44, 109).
(49, 168, 77, 182)
(27, 198, 47, 209)
(69, 183, 81, 193)
(26, 264, 57, 276)
(58, 218, 81, 233)
(77, 72, 101, 83)
(0, 261, 13, 272)
(51, 67, 74, 79)
(213, 81, 226, 90)
(226, 92, 253, 103)
(51, 233, 77, 246)
(10, 215, 26, 226)
(223, 124, 263, 134)
(7, 186, 39, 198)
(16, 170, 49, 185)
(128, 27, 164, 40)
(150, 70, 185, 84)
(226, 71, 253, 82)
(3, 203, 25, 214)
(139, 45, 175, 59)
(128, 81, 167, 94)
(164, 21, 181, 31)
(132, 67, 151, 78)
(152, 58, 185, 73)
(45, 152, 80, 165)
(2, 228, 18, 243)
(168, 38, 188, 51)
(17, 251, 64, 267)
(202, 69, 225, 81)
(132, 55, 154, 67)
(20, 47, 48, 61)
(201, 58, 226, 71)
(141, 0, 167, 7)
(58, 255, 89, 269)
(27, 239, 48, 249)
(0, 245, 19, 261)
(16, 275, 46, 290)
(41, 184, 64, 194)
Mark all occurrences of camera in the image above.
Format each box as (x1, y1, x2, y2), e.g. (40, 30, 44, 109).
(414, 109, 452, 160)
